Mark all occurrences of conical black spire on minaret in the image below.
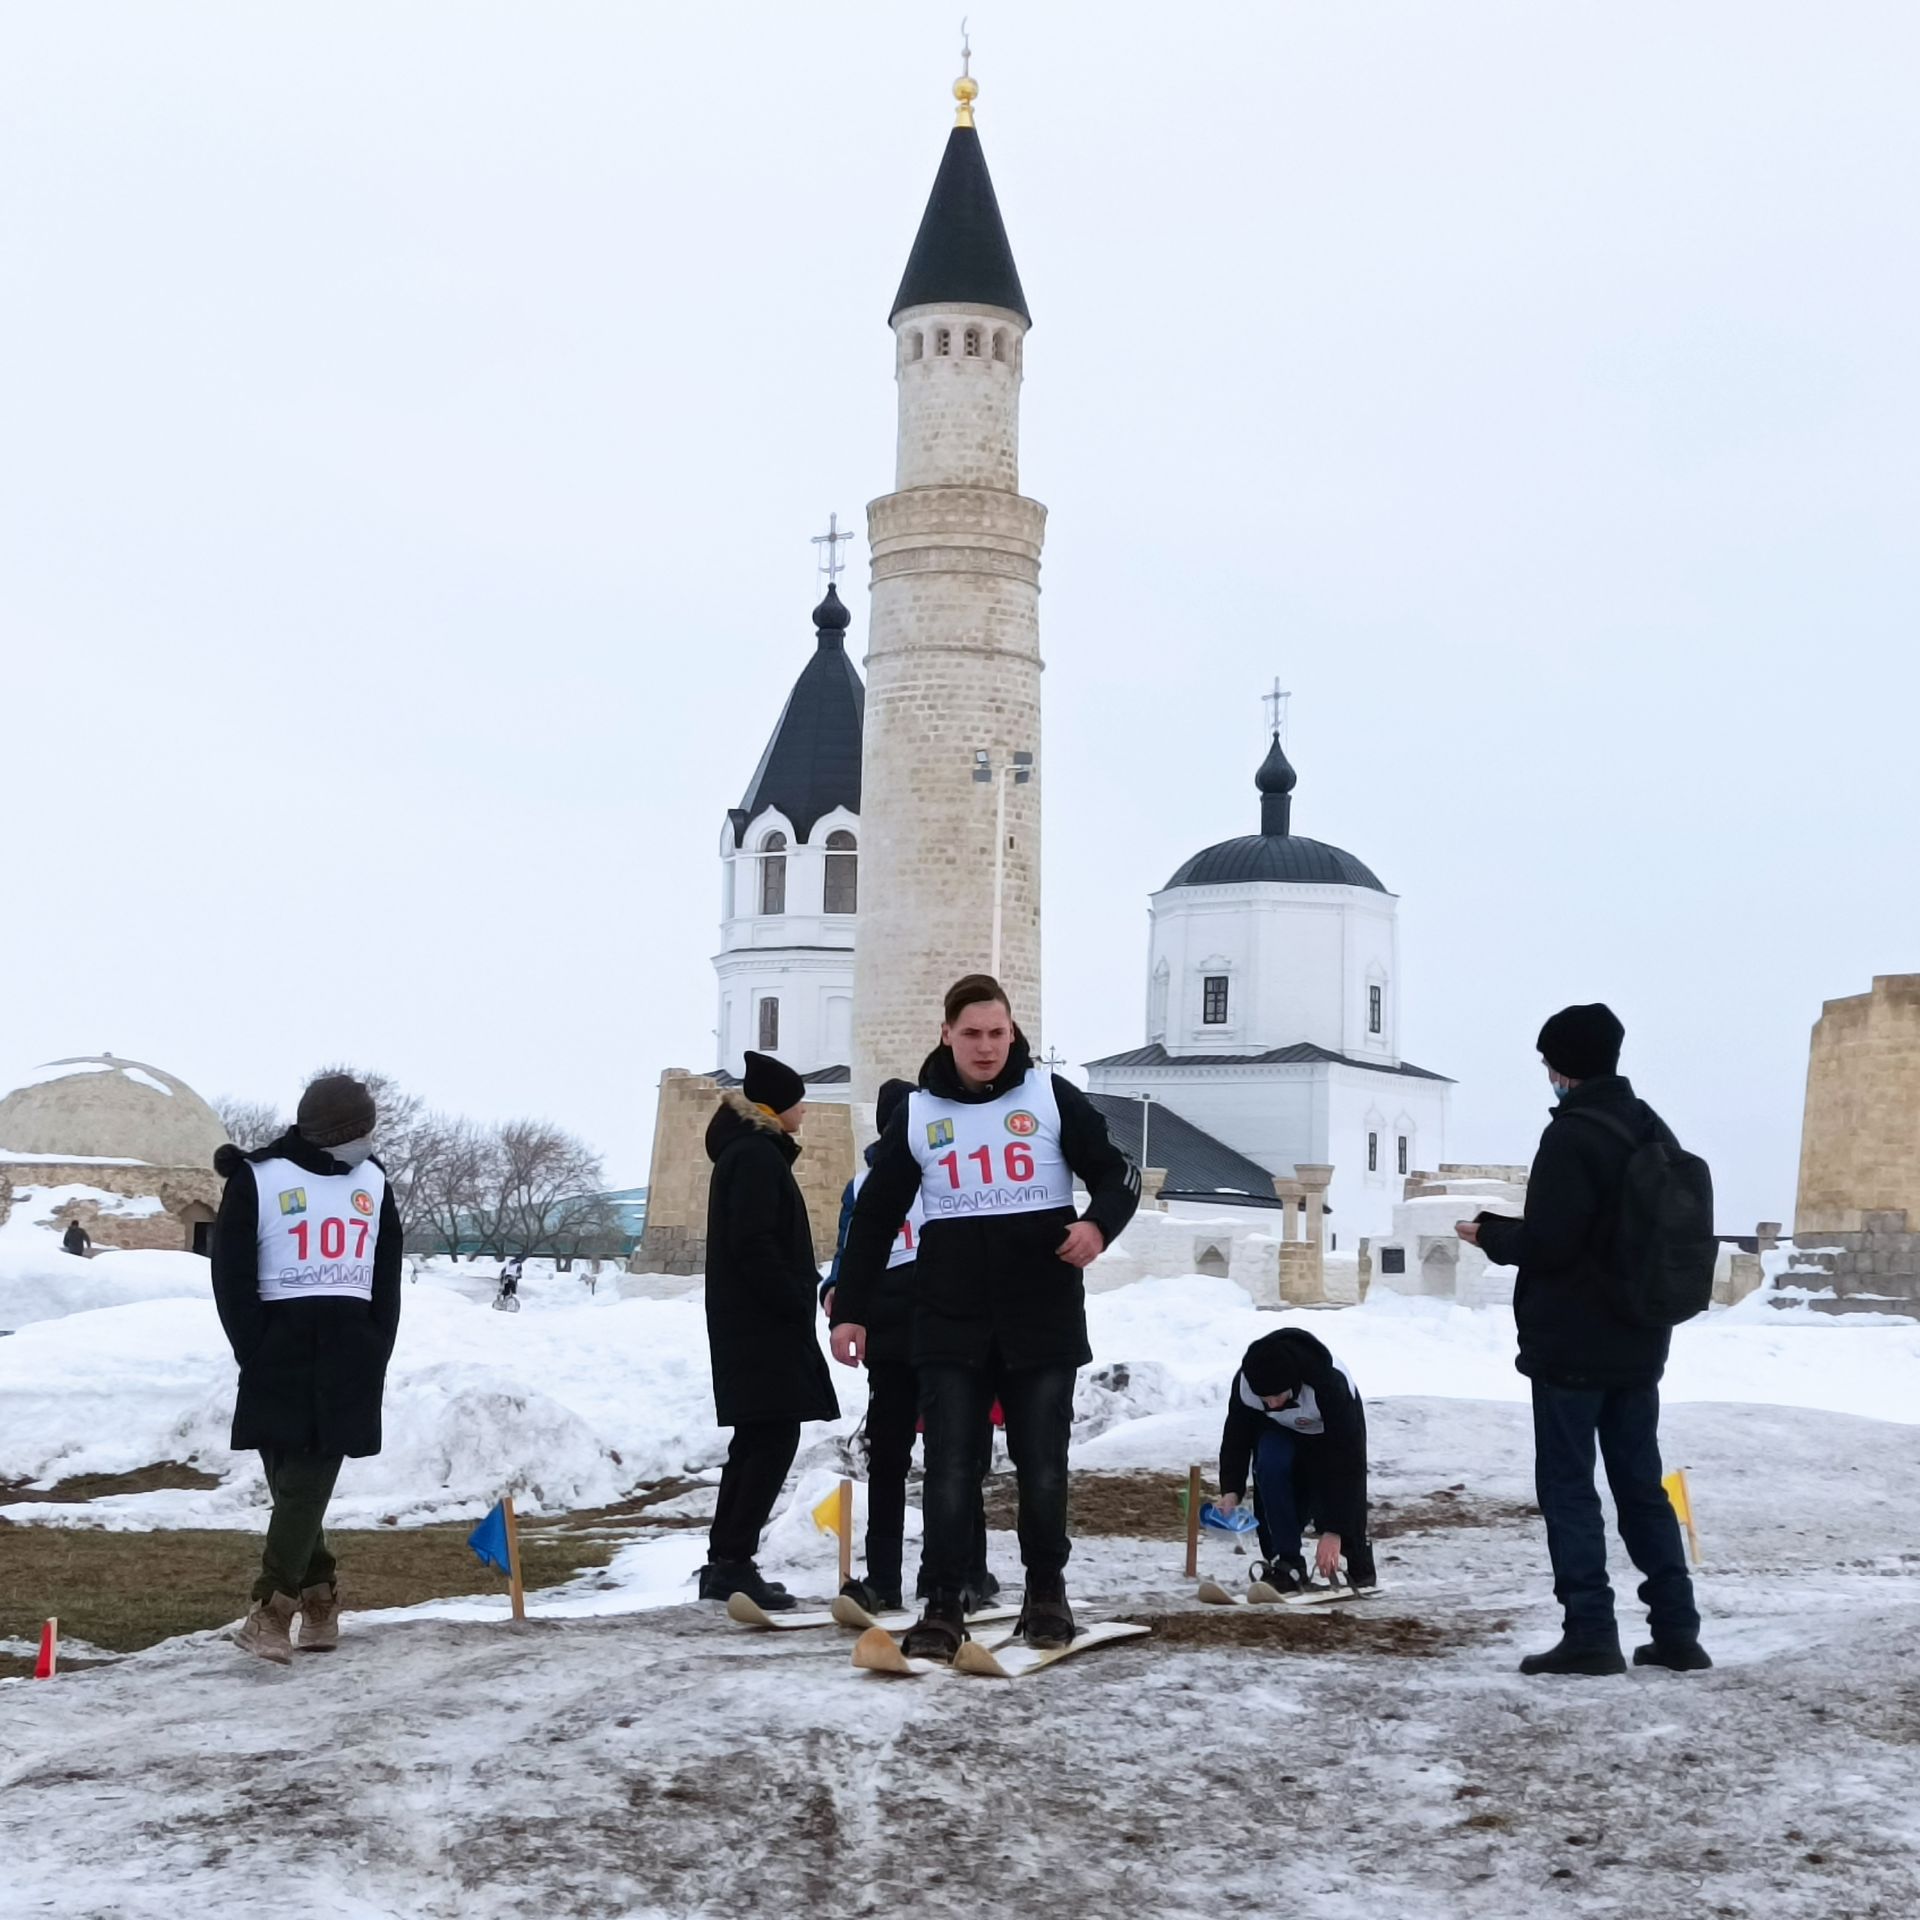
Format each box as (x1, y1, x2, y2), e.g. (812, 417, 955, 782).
(889, 124, 1030, 324)
(1256, 733, 1297, 836)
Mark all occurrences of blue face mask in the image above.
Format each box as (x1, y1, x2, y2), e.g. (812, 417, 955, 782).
(1550, 1082, 1571, 1103)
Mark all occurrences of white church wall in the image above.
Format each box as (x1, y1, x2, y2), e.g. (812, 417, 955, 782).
(1369, 1191, 1519, 1308)
(1325, 1069, 1451, 1245)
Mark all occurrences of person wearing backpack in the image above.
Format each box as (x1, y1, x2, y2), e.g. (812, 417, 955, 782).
(1457, 1004, 1712, 1678)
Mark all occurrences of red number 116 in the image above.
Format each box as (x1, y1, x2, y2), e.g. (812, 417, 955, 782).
(939, 1143, 1035, 1188)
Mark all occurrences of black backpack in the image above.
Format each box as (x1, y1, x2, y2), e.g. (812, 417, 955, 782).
(1564, 1107, 1717, 1328)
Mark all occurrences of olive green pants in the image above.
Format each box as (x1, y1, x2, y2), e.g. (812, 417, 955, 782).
(254, 1449, 344, 1603)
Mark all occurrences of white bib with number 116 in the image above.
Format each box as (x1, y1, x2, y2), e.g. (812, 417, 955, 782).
(907, 1070, 1073, 1221)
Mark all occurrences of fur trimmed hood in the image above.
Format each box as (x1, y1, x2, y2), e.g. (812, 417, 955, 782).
(706, 1086, 800, 1164)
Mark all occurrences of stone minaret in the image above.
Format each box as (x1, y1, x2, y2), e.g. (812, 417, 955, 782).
(852, 61, 1045, 1102)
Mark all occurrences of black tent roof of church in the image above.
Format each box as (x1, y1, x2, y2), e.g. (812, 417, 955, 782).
(1080, 1093, 1287, 1207)
(890, 125, 1030, 325)
(1165, 734, 1387, 893)
(730, 585, 865, 847)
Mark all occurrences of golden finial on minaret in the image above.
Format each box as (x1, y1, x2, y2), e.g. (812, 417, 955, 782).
(954, 17, 978, 127)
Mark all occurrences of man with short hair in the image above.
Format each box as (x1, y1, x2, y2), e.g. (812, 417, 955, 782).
(699, 1050, 842, 1610)
(832, 974, 1140, 1661)
(1459, 1003, 1709, 1677)
(211, 1073, 403, 1663)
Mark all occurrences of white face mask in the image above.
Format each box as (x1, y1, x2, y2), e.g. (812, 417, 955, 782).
(327, 1136, 375, 1167)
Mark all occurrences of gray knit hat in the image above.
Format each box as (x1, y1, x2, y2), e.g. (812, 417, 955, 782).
(296, 1073, 378, 1149)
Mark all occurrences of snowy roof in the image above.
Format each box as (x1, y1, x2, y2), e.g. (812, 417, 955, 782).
(1086, 1041, 1453, 1083)
(1081, 1093, 1283, 1206)
(0, 1055, 227, 1168)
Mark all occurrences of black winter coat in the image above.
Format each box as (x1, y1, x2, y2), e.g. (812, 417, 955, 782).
(821, 1142, 916, 1370)
(703, 1092, 842, 1428)
(1475, 1074, 1676, 1390)
(832, 1035, 1141, 1371)
(1218, 1329, 1369, 1544)
(210, 1132, 404, 1457)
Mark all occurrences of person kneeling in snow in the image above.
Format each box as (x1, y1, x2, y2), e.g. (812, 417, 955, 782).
(210, 1073, 403, 1664)
(1217, 1329, 1376, 1594)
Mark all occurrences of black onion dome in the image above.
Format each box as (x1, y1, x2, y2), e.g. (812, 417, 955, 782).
(1165, 835, 1386, 892)
(1255, 733, 1297, 795)
(811, 583, 852, 635)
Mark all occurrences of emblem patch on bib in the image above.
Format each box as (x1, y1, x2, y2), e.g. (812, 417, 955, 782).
(926, 1118, 955, 1149)
(278, 1188, 308, 1216)
(352, 1189, 375, 1216)
(1005, 1111, 1039, 1138)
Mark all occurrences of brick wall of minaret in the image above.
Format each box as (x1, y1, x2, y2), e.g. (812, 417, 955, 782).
(852, 302, 1046, 1101)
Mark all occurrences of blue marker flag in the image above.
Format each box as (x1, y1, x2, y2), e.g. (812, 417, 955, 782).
(468, 1500, 511, 1574)
(1201, 1501, 1258, 1535)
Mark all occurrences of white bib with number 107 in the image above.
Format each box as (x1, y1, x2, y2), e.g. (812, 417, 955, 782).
(252, 1158, 386, 1302)
(907, 1070, 1073, 1221)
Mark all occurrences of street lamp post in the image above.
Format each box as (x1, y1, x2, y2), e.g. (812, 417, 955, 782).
(971, 748, 1034, 978)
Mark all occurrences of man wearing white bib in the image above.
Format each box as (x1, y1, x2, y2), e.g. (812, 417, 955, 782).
(210, 1074, 404, 1664)
(832, 975, 1140, 1661)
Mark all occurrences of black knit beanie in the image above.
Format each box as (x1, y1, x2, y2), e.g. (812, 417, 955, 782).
(1536, 1003, 1625, 1080)
(742, 1051, 806, 1113)
(296, 1073, 378, 1150)
(1240, 1333, 1305, 1401)
(875, 1077, 915, 1135)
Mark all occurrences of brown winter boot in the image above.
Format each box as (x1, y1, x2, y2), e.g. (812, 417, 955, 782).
(296, 1582, 340, 1652)
(233, 1591, 297, 1665)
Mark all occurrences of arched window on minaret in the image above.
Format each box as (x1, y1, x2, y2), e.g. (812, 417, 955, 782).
(992, 328, 1008, 362)
(759, 832, 788, 915)
(964, 327, 982, 358)
(824, 830, 858, 914)
(935, 326, 952, 357)
(905, 329, 924, 364)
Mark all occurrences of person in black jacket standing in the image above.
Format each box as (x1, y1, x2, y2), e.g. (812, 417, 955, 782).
(1459, 1004, 1709, 1677)
(1215, 1329, 1375, 1593)
(832, 974, 1140, 1660)
(210, 1074, 403, 1664)
(699, 1050, 842, 1611)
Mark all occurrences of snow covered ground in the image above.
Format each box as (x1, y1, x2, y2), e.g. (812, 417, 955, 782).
(3, 1246, 1919, 1915)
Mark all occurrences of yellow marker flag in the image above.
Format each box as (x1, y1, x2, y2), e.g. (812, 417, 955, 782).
(1663, 1468, 1701, 1564)
(811, 1487, 844, 1539)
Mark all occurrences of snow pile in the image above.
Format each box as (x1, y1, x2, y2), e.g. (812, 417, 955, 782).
(0, 1189, 211, 1331)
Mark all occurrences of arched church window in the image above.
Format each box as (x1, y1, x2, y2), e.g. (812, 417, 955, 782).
(759, 833, 788, 916)
(1149, 961, 1170, 1042)
(935, 327, 952, 357)
(1202, 976, 1230, 1025)
(1369, 984, 1383, 1035)
(964, 327, 981, 357)
(758, 998, 780, 1050)
(992, 329, 1008, 363)
(824, 830, 858, 914)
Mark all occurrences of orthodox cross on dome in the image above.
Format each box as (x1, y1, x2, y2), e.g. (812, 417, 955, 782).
(1263, 676, 1292, 743)
(811, 512, 853, 584)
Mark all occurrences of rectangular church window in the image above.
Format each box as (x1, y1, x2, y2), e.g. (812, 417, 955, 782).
(1367, 1131, 1379, 1172)
(1397, 1136, 1409, 1176)
(758, 999, 780, 1050)
(1202, 976, 1229, 1025)
(1369, 984, 1383, 1035)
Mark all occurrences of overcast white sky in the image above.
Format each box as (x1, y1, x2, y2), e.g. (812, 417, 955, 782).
(4, 4, 1915, 1225)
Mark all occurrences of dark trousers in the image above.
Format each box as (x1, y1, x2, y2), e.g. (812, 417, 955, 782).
(709, 1420, 801, 1564)
(256, 1449, 343, 1603)
(1531, 1379, 1700, 1644)
(919, 1356, 1075, 1599)
(1252, 1426, 1305, 1567)
(863, 1361, 990, 1596)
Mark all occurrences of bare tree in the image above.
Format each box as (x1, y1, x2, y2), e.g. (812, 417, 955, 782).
(482, 1120, 609, 1260)
(308, 1064, 429, 1225)
(406, 1114, 499, 1259)
(213, 1096, 284, 1151)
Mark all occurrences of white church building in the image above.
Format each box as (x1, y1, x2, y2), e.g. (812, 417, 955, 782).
(711, 581, 864, 1104)
(1086, 730, 1453, 1245)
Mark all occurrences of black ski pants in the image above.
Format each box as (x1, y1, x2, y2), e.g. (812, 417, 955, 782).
(709, 1420, 800, 1565)
(255, 1449, 343, 1603)
(1531, 1379, 1700, 1645)
(919, 1354, 1074, 1599)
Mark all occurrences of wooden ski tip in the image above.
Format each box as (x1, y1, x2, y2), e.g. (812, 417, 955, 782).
(1196, 1579, 1241, 1607)
(1246, 1581, 1286, 1605)
(726, 1592, 773, 1627)
(953, 1638, 1013, 1678)
(851, 1625, 914, 1674)
(829, 1593, 873, 1630)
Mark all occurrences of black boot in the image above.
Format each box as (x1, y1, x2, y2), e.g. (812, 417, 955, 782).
(1017, 1573, 1076, 1650)
(840, 1575, 903, 1615)
(1519, 1634, 1626, 1677)
(1250, 1557, 1308, 1595)
(959, 1568, 1002, 1613)
(1344, 1543, 1378, 1591)
(901, 1596, 968, 1664)
(697, 1561, 795, 1610)
(1634, 1639, 1713, 1672)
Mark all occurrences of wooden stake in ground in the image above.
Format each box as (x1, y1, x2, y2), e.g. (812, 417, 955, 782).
(836, 1477, 853, 1588)
(503, 1495, 527, 1622)
(1184, 1464, 1202, 1580)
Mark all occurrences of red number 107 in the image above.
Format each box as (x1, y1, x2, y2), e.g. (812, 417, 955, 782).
(938, 1143, 1036, 1188)
(290, 1219, 370, 1259)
